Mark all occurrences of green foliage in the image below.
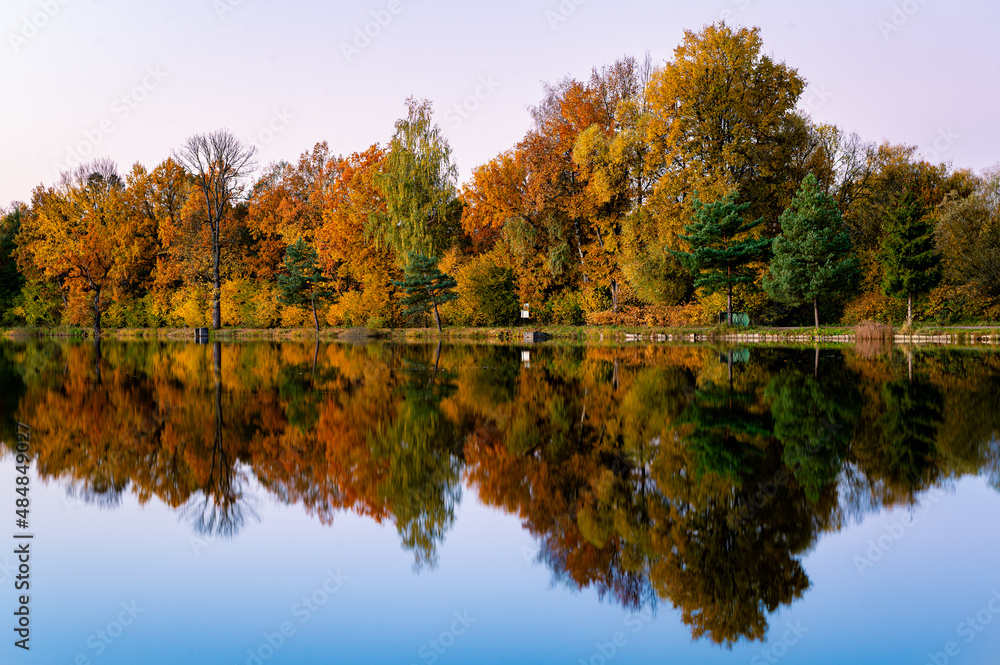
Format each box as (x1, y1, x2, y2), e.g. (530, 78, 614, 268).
(393, 253, 458, 331)
(766, 367, 859, 503)
(672, 192, 771, 320)
(0, 209, 26, 325)
(224, 279, 282, 328)
(103, 294, 160, 329)
(455, 258, 518, 326)
(278, 238, 331, 330)
(765, 174, 860, 326)
(681, 372, 772, 483)
(881, 193, 941, 310)
(14, 279, 63, 326)
(370, 98, 462, 260)
(546, 290, 585, 325)
(878, 378, 943, 492)
(935, 174, 1000, 296)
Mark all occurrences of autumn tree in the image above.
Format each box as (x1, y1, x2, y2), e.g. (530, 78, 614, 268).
(278, 238, 331, 334)
(646, 23, 805, 247)
(765, 174, 860, 327)
(314, 145, 404, 326)
(935, 168, 1000, 296)
(16, 160, 131, 336)
(499, 77, 611, 310)
(575, 55, 691, 306)
(840, 143, 971, 299)
(173, 130, 257, 329)
(459, 151, 530, 253)
(393, 253, 458, 331)
(569, 55, 654, 311)
(880, 192, 941, 326)
(246, 142, 339, 279)
(672, 193, 771, 325)
(369, 98, 461, 260)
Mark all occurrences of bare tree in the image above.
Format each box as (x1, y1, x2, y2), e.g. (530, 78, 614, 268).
(173, 130, 256, 329)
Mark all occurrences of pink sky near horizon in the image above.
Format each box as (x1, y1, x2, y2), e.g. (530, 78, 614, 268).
(1, 0, 997, 207)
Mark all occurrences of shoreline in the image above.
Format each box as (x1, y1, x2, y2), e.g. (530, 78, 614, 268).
(3, 325, 998, 346)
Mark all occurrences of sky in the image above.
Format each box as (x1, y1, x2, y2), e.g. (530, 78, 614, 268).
(1, 0, 998, 207)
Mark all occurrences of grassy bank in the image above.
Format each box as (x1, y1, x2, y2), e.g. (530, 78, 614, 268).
(4, 323, 999, 346)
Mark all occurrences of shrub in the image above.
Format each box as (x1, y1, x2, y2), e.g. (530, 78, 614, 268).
(585, 303, 708, 327)
(580, 285, 612, 315)
(221, 278, 282, 328)
(12, 280, 62, 326)
(923, 283, 995, 325)
(841, 291, 908, 325)
(172, 285, 210, 327)
(279, 304, 310, 328)
(451, 257, 519, 326)
(547, 291, 585, 325)
(644, 303, 708, 326)
(586, 307, 643, 326)
(328, 287, 400, 328)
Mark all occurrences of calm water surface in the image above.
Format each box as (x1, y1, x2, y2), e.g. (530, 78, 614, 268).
(1, 340, 999, 664)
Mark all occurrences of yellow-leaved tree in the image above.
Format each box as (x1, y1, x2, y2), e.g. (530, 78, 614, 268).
(17, 159, 135, 335)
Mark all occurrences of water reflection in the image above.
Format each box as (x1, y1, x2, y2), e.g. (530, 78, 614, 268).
(2, 340, 999, 645)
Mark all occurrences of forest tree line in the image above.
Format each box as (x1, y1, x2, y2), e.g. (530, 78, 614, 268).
(1, 23, 998, 333)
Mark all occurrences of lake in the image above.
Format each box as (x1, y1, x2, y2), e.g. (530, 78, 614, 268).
(1, 339, 999, 664)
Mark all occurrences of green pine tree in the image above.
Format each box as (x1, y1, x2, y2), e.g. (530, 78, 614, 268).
(393, 253, 458, 332)
(880, 192, 941, 326)
(672, 192, 771, 325)
(764, 174, 860, 328)
(277, 238, 331, 335)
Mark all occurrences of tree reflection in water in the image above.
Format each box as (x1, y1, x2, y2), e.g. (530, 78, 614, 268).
(2, 340, 999, 645)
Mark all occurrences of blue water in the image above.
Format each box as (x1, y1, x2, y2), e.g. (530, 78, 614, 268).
(1, 464, 998, 664)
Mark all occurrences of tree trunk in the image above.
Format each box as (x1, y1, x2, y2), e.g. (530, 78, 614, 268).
(907, 292, 913, 327)
(312, 297, 320, 336)
(432, 300, 442, 332)
(611, 279, 619, 314)
(212, 229, 222, 330)
(726, 282, 733, 326)
(813, 297, 819, 330)
(92, 288, 102, 339)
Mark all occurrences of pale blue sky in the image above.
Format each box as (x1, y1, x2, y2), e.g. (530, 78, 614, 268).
(1, 0, 997, 206)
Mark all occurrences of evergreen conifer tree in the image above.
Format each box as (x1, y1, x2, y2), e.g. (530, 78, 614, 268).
(393, 253, 458, 332)
(765, 174, 859, 328)
(881, 192, 941, 326)
(278, 238, 331, 334)
(672, 192, 771, 325)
